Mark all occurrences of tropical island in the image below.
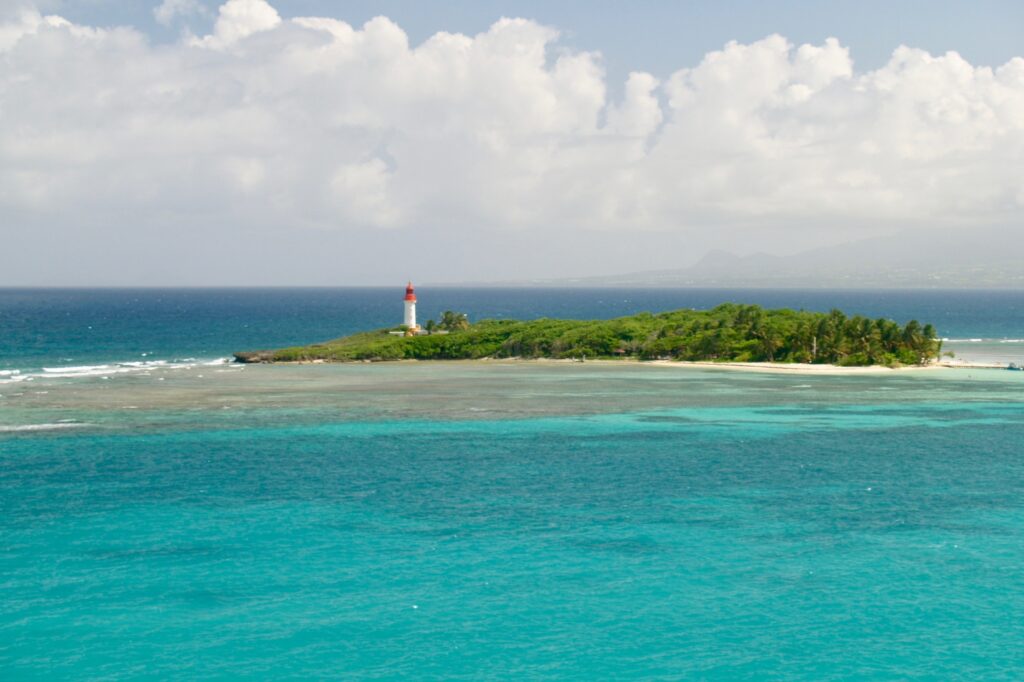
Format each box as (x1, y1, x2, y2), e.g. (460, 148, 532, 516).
(234, 303, 943, 367)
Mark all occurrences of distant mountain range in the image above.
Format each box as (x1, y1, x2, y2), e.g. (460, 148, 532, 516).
(451, 228, 1024, 288)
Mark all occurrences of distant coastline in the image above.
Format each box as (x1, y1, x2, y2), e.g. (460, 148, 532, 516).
(430, 228, 1024, 290)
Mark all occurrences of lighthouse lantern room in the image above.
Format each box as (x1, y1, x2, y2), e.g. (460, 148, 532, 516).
(403, 281, 418, 331)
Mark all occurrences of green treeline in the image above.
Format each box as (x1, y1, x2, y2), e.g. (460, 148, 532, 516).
(245, 304, 942, 366)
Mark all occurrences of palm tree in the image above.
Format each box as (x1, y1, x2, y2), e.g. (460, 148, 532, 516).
(439, 311, 469, 331)
(750, 319, 782, 361)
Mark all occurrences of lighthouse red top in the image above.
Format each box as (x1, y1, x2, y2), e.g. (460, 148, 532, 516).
(404, 281, 416, 302)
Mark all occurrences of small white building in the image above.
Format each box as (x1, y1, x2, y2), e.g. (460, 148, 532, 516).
(404, 281, 419, 331)
(388, 282, 432, 335)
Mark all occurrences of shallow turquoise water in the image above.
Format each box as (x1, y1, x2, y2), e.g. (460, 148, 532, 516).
(3, 363, 1024, 679)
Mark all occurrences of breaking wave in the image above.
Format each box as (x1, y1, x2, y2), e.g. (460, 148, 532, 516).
(0, 422, 91, 433)
(942, 338, 1024, 344)
(0, 358, 235, 384)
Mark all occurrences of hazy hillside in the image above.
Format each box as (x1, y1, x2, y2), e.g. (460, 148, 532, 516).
(459, 228, 1024, 288)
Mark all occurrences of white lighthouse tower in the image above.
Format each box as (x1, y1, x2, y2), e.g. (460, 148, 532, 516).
(403, 281, 418, 330)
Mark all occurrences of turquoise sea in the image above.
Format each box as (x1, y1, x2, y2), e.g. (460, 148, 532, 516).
(3, 288, 1024, 679)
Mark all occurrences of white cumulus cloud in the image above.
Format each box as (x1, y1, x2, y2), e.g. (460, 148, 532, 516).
(190, 0, 280, 48)
(1, 0, 1023, 261)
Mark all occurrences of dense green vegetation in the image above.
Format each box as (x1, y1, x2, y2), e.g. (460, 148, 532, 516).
(235, 304, 943, 366)
(424, 310, 470, 333)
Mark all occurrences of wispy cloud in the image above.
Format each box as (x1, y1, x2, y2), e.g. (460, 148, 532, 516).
(154, 0, 210, 27)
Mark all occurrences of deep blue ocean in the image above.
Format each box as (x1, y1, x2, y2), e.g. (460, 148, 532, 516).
(3, 288, 1024, 679)
(2, 287, 1024, 372)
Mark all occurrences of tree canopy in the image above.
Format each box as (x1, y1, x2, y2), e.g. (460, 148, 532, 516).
(238, 304, 943, 367)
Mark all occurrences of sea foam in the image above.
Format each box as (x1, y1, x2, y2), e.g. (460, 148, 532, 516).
(0, 422, 90, 433)
(0, 358, 233, 383)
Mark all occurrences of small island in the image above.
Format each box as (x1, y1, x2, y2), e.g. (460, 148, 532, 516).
(235, 303, 943, 368)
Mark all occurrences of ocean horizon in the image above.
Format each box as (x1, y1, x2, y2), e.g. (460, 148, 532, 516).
(3, 287, 1024, 373)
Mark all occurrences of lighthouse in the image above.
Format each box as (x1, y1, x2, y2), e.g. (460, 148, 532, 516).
(403, 281, 418, 330)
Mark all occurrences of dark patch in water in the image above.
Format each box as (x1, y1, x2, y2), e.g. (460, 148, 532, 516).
(89, 544, 219, 561)
(636, 415, 701, 424)
(567, 535, 661, 555)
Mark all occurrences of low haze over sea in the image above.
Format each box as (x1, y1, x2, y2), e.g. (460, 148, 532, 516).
(3, 288, 1024, 678)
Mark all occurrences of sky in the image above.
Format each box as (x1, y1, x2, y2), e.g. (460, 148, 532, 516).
(2, 0, 1023, 285)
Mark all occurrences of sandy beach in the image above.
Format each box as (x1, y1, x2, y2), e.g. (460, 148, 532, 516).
(653, 360, 945, 375)
(364, 352, 1011, 374)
